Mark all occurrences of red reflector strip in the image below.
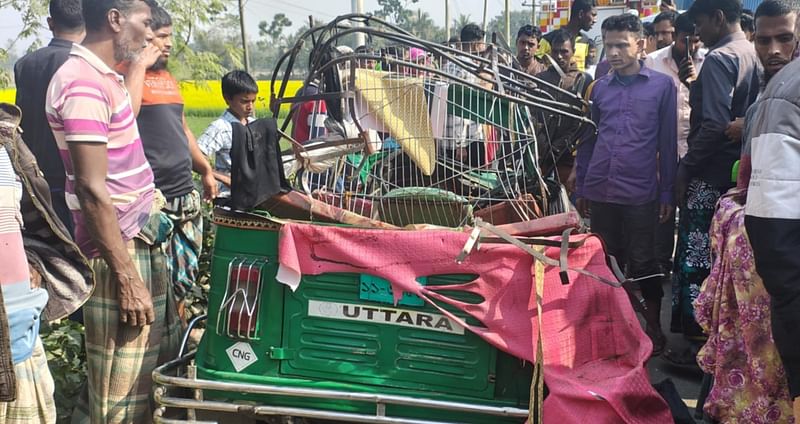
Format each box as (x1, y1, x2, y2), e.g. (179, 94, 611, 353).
(218, 257, 266, 340)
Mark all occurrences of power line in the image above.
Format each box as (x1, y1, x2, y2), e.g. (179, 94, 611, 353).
(246, 0, 337, 19)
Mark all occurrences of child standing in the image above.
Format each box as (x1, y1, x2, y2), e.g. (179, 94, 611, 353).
(197, 70, 258, 197)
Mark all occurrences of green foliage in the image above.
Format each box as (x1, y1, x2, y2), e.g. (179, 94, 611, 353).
(40, 320, 86, 424)
(169, 49, 229, 83)
(185, 115, 214, 137)
(184, 12, 245, 76)
(452, 13, 476, 35)
(373, 0, 421, 26)
(488, 10, 538, 47)
(253, 18, 326, 80)
(259, 13, 293, 45)
(405, 9, 446, 42)
(0, 0, 48, 88)
(0, 0, 232, 85)
(161, 0, 230, 44)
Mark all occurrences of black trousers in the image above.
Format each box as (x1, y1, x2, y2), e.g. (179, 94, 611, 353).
(654, 215, 676, 273)
(746, 215, 800, 398)
(591, 200, 663, 301)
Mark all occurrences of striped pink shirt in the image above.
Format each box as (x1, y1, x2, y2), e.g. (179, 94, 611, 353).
(46, 44, 154, 258)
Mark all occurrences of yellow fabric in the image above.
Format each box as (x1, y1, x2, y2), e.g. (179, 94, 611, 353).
(353, 69, 436, 176)
(538, 38, 589, 72)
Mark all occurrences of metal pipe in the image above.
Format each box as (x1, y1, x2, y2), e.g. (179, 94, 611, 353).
(352, 0, 366, 46)
(154, 395, 453, 424)
(154, 418, 216, 424)
(153, 355, 529, 418)
(178, 314, 207, 358)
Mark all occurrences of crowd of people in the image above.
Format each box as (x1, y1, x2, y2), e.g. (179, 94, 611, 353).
(2, 0, 800, 422)
(537, 0, 798, 421)
(460, 0, 800, 421)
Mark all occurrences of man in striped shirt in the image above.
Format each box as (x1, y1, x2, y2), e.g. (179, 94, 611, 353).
(45, 0, 180, 421)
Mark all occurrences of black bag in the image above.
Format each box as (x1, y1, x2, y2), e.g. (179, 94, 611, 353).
(229, 117, 291, 210)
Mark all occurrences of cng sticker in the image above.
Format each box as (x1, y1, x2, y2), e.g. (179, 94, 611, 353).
(225, 342, 257, 372)
(308, 300, 465, 335)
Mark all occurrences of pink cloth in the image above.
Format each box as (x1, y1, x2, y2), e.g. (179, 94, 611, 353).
(409, 47, 426, 61)
(277, 223, 672, 423)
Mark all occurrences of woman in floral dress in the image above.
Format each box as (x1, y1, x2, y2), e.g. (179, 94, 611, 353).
(694, 186, 794, 423)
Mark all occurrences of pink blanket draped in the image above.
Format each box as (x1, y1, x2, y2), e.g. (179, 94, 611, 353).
(276, 223, 672, 423)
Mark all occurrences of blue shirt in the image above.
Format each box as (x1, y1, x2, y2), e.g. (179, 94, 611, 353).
(576, 64, 678, 206)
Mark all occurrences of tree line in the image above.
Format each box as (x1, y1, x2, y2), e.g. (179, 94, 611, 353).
(0, 0, 537, 85)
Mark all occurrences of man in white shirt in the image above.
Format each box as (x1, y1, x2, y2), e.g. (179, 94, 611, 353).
(645, 12, 705, 159)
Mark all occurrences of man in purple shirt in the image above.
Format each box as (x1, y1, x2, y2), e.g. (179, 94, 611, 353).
(576, 13, 678, 357)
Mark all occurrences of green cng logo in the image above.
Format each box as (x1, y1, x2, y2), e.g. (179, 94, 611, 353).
(308, 300, 465, 335)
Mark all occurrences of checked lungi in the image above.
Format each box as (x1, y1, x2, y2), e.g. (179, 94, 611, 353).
(0, 338, 56, 424)
(162, 190, 203, 301)
(72, 235, 181, 424)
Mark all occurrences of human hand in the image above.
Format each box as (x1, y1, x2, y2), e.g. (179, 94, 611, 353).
(576, 198, 591, 218)
(213, 171, 232, 187)
(725, 118, 745, 143)
(201, 171, 218, 201)
(454, 147, 469, 163)
(678, 58, 697, 88)
(659, 203, 674, 224)
(566, 165, 577, 194)
(133, 43, 162, 70)
(29, 265, 42, 289)
(115, 264, 154, 327)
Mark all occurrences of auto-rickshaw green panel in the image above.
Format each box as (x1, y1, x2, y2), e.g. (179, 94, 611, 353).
(195, 220, 533, 423)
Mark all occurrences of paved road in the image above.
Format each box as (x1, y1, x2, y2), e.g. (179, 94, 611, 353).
(647, 277, 707, 422)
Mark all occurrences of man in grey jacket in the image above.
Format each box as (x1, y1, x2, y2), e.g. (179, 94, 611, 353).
(744, 4, 800, 420)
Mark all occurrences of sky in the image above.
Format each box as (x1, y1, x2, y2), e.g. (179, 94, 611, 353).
(0, 0, 534, 55)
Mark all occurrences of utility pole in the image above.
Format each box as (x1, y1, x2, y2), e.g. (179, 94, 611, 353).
(352, 0, 365, 46)
(482, 0, 489, 36)
(238, 0, 250, 73)
(505, 0, 510, 43)
(445, 0, 451, 41)
(523, 1, 537, 25)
